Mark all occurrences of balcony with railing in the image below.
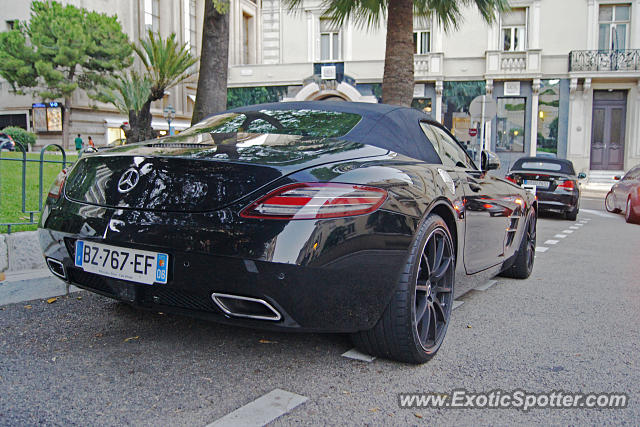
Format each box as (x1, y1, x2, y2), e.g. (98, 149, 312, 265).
(485, 50, 542, 77)
(569, 50, 640, 73)
(414, 52, 444, 79)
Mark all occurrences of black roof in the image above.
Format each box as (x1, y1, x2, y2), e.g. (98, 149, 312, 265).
(228, 101, 442, 164)
(510, 156, 576, 175)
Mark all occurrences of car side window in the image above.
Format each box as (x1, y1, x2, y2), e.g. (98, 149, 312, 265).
(419, 122, 476, 170)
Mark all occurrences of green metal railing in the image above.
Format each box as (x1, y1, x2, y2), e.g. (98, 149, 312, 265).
(0, 141, 72, 233)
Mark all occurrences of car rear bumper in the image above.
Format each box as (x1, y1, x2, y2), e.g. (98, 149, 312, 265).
(39, 202, 414, 333)
(536, 191, 579, 213)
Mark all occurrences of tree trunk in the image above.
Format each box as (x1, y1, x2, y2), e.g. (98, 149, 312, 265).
(63, 96, 71, 150)
(62, 66, 77, 150)
(125, 99, 156, 142)
(191, 0, 230, 125)
(382, 0, 414, 106)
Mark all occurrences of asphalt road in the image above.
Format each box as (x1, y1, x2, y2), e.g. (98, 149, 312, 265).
(1, 196, 638, 426)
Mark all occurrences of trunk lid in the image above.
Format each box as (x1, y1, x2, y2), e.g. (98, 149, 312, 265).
(64, 133, 387, 212)
(508, 171, 572, 192)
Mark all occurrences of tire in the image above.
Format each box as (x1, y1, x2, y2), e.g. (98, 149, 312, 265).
(625, 198, 640, 224)
(351, 214, 455, 364)
(564, 208, 578, 221)
(605, 192, 620, 213)
(500, 209, 536, 279)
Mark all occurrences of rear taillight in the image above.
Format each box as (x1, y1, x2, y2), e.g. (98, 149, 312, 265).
(505, 176, 517, 184)
(47, 169, 67, 199)
(240, 183, 388, 220)
(557, 180, 575, 191)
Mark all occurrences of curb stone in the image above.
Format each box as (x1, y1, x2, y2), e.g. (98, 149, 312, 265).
(2, 231, 46, 273)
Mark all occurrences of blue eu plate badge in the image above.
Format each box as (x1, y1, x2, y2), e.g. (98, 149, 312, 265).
(155, 253, 168, 284)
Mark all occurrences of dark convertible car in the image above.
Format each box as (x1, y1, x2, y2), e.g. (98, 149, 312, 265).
(506, 157, 582, 220)
(39, 102, 536, 363)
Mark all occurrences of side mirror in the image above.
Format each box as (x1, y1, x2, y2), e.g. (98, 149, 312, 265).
(577, 172, 587, 179)
(614, 175, 621, 181)
(481, 150, 501, 171)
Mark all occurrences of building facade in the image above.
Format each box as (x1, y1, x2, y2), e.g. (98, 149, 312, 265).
(0, 0, 204, 148)
(225, 0, 640, 179)
(1, 0, 639, 181)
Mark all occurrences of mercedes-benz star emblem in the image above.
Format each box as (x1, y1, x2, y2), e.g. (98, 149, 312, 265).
(117, 168, 140, 193)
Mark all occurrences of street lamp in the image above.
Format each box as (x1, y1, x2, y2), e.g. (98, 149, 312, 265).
(163, 105, 176, 136)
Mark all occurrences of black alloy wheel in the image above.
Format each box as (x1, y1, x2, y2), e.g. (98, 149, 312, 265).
(351, 214, 455, 364)
(500, 209, 536, 279)
(414, 228, 454, 352)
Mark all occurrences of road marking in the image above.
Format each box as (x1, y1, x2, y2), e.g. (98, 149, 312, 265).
(554, 234, 567, 239)
(580, 209, 616, 218)
(569, 226, 579, 230)
(562, 230, 574, 234)
(545, 240, 559, 245)
(475, 280, 497, 291)
(342, 348, 376, 362)
(575, 223, 584, 227)
(453, 300, 464, 310)
(207, 389, 308, 427)
(535, 247, 549, 253)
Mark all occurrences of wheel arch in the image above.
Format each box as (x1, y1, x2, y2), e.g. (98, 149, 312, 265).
(425, 200, 459, 265)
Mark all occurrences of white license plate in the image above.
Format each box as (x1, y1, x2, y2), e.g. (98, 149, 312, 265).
(74, 241, 168, 285)
(524, 179, 549, 189)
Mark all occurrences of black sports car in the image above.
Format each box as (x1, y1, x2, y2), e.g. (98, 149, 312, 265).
(506, 157, 583, 220)
(39, 102, 536, 364)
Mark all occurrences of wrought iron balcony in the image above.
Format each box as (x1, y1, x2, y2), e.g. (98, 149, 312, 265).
(569, 50, 640, 72)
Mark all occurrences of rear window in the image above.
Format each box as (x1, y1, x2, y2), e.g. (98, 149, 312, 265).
(512, 159, 575, 175)
(184, 109, 362, 139)
(520, 162, 562, 171)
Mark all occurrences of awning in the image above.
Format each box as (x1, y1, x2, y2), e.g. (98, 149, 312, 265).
(104, 117, 191, 131)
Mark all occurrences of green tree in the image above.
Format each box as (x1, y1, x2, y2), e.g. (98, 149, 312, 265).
(283, 0, 508, 106)
(102, 71, 152, 117)
(191, 0, 230, 125)
(2, 126, 37, 148)
(128, 31, 198, 142)
(0, 1, 132, 148)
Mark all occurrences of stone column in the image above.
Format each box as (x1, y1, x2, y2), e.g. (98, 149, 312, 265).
(530, 79, 540, 156)
(435, 80, 443, 123)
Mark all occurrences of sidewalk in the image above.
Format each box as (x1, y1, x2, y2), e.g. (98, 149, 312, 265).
(0, 268, 81, 306)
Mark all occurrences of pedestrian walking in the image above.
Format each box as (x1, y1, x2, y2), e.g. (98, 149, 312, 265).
(87, 136, 95, 149)
(74, 134, 83, 152)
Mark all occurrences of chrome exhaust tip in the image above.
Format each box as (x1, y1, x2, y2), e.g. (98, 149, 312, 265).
(211, 293, 282, 321)
(46, 258, 66, 280)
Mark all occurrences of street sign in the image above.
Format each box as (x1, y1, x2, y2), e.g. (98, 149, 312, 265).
(468, 95, 496, 152)
(469, 128, 478, 137)
(469, 95, 497, 122)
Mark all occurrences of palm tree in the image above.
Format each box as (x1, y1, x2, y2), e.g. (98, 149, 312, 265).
(128, 31, 198, 142)
(284, 0, 508, 106)
(101, 71, 152, 141)
(103, 71, 152, 116)
(191, 0, 230, 124)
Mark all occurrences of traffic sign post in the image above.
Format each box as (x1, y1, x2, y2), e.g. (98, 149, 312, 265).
(469, 95, 497, 153)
